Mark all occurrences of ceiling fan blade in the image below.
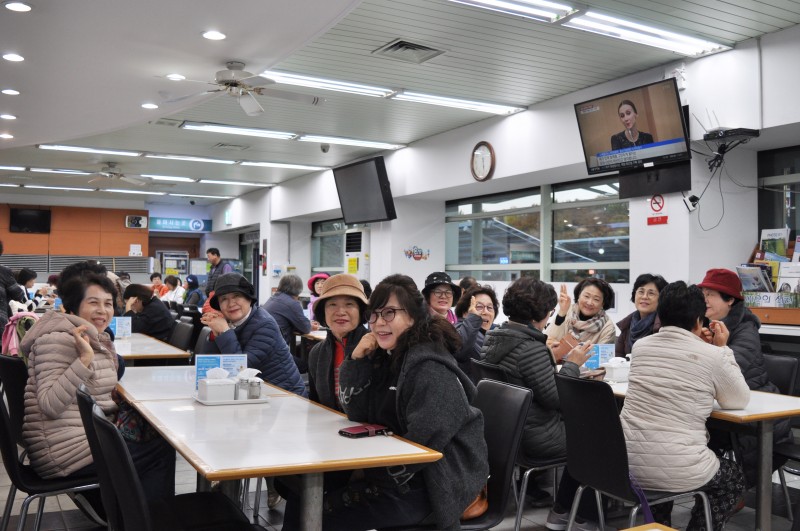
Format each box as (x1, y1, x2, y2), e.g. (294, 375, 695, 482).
(88, 176, 105, 184)
(121, 175, 147, 186)
(239, 92, 264, 116)
(160, 89, 223, 104)
(242, 75, 274, 88)
(255, 87, 325, 106)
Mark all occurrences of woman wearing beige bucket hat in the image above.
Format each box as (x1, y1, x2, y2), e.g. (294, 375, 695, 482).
(307, 273, 369, 411)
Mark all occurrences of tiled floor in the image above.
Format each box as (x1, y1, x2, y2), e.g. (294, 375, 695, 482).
(1, 452, 797, 530)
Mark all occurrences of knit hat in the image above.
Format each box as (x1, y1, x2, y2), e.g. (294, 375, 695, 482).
(185, 274, 199, 289)
(209, 273, 257, 310)
(312, 274, 369, 325)
(696, 268, 743, 300)
(421, 271, 462, 302)
(307, 273, 330, 295)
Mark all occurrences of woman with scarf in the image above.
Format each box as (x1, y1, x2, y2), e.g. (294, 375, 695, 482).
(615, 273, 668, 356)
(547, 277, 616, 361)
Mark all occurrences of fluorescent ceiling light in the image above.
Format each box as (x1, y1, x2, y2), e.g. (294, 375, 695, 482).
(169, 193, 234, 199)
(199, 180, 273, 187)
(240, 161, 328, 171)
(141, 103, 159, 110)
(30, 167, 92, 175)
(145, 154, 236, 164)
(562, 12, 730, 56)
(166, 73, 185, 81)
(260, 71, 393, 97)
(392, 91, 525, 115)
(448, 0, 575, 23)
(4, 2, 32, 12)
(0, 165, 24, 171)
(140, 174, 196, 183)
(0, 133, 13, 139)
(0, 183, 19, 187)
(2, 53, 24, 62)
(39, 144, 143, 157)
(181, 122, 296, 140)
(1, 89, 19, 95)
(104, 189, 167, 195)
(0, 114, 16, 120)
(25, 185, 95, 192)
(298, 135, 405, 150)
(202, 30, 226, 40)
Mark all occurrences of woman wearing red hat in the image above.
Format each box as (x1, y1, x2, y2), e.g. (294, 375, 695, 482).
(307, 272, 330, 319)
(697, 267, 791, 487)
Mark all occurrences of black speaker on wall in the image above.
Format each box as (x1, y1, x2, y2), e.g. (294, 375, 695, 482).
(618, 161, 692, 199)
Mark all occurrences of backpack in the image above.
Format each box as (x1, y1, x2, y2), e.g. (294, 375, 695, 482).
(2, 311, 39, 361)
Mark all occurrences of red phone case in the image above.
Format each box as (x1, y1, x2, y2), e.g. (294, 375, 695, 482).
(338, 423, 389, 438)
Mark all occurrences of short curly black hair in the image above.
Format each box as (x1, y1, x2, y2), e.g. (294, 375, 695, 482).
(658, 281, 706, 331)
(629, 273, 668, 303)
(454, 285, 499, 320)
(574, 278, 614, 310)
(503, 277, 557, 323)
(60, 273, 117, 315)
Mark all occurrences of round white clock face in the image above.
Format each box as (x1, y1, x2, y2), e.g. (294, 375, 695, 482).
(471, 142, 494, 181)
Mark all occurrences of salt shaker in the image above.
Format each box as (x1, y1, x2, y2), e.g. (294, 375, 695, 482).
(248, 379, 261, 399)
(236, 377, 249, 400)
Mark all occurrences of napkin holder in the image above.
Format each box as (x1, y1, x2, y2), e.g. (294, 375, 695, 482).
(198, 367, 235, 401)
(601, 358, 630, 382)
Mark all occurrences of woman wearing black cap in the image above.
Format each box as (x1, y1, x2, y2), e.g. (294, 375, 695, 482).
(200, 273, 307, 396)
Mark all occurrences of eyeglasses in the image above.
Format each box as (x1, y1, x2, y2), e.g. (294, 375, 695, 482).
(368, 307, 407, 324)
(432, 289, 453, 298)
(475, 303, 494, 313)
(635, 289, 659, 299)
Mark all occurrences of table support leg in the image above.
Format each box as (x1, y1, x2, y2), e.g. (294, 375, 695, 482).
(300, 472, 324, 531)
(195, 474, 242, 507)
(756, 421, 773, 531)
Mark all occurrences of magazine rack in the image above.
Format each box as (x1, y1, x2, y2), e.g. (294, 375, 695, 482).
(747, 240, 800, 325)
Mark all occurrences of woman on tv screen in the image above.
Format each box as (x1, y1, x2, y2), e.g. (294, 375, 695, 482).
(610, 100, 654, 150)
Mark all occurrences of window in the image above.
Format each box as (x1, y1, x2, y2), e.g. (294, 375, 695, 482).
(310, 220, 368, 272)
(445, 178, 629, 283)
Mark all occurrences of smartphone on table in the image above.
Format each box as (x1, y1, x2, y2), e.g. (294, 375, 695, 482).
(338, 423, 390, 438)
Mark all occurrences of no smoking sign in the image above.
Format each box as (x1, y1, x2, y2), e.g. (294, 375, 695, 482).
(648, 194, 668, 225)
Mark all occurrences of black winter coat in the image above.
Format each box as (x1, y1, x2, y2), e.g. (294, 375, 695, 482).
(0, 265, 24, 329)
(307, 324, 368, 411)
(723, 303, 778, 393)
(124, 298, 175, 342)
(482, 321, 580, 460)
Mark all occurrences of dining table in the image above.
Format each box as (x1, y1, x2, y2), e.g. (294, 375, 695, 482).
(113, 332, 191, 362)
(610, 381, 800, 531)
(118, 365, 442, 531)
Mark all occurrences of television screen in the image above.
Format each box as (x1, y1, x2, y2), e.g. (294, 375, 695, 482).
(333, 156, 397, 224)
(10, 208, 51, 234)
(574, 78, 690, 175)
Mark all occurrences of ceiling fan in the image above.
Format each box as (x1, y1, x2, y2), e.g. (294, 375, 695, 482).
(161, 61, 325, 116)
(88, 162, 147, 186)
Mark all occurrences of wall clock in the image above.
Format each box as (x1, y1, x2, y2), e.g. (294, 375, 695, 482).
(471, 141, 495, 182)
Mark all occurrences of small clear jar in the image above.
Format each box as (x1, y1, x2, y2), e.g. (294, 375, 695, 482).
(248, 379, 262, 399)
(236, 378, 249, 400)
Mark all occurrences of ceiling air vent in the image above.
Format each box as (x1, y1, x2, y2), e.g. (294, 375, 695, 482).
(210, 143, 250, 152)
(151, 118, 182, 128)
(372, 39, 445, 64)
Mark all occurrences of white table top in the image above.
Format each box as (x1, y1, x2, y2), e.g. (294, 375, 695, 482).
(134, 395, 441, 481)
(760, 324, 800, 337)
(118, 366, 290, 402)
(114, 333, 190, 359)
(301, 330, 327, 341)
(609, 382, 800, 423)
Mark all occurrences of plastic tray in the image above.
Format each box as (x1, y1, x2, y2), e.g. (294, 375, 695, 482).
(192, 393, 271, 406)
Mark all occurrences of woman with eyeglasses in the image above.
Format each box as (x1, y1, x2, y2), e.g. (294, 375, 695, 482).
(283, 274, 488, 531)
(546, 277, 616, 361)
(421, 271, 460, 323)
(615, 273, 668, 357)
(453, 284, 499, 377)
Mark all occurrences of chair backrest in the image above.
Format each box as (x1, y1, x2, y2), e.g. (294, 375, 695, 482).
(0, 354, 29, 446)
(76, 386, 121, 530)
(472, 379, 532, 524)
(179, 315, 193, 325)
(763, 354, 798, 396)
(554, 372, 636, 502)
(193, 326, 213, 355)
(168, 310, 179, 321)
(471, 359, 509, 383)
(91, 403, 153, 531)
(175, 303, 184, 316)
(168, 321, 193, 351)
(0, 388, 26, 489)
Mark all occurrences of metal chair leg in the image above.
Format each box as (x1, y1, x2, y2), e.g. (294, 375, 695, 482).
(780, 467, 795, 521)
(0, 485, 17, 531)
(16, 495, 34, 531)
(514, 468, 535, 531)
(697, 491, 713, 531)
(594, 489, 605, 530)
(32, 497, 45, 531)
(566, 485, 587, 531)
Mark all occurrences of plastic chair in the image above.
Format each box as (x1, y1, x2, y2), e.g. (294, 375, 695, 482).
(470, 359, 509, 382)
(85, 399, 267, 530)
(764, 354, 800, 520)
(554, 373, 713, 530)
(0, 355, 29, 448)
(168, 321, 193, 352)
(379, 379, 532, 531)
(168, 310, 179, 321)
(193, 326, 213, 355)
(0, 388, 99, 531)
(179, 315, 193, 325)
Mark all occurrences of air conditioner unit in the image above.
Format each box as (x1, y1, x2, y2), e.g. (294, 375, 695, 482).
(125, 215, 147, 229)
(344, 229, 370, 280)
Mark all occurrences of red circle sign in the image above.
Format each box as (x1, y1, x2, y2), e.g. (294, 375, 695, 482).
(650, 194, 664, 213)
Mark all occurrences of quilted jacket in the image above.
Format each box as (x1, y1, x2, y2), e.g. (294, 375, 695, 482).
(207, 306, 307, 397)
(0, 264, 25, 329)
(620, 326, 750, 492)
(21, 311, 119, 478)
(482, 321, 580, 460)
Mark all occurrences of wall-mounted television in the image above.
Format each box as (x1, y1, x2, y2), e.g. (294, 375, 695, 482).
(333, 156, 397, 224)
(574, 78, 690, 175)
(9, 208, 51, 234)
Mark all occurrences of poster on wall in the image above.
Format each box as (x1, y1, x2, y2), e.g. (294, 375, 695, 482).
(403, 246, 430, 261)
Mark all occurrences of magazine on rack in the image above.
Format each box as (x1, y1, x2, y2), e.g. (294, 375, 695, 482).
(736, 266, 774, 293)
(760, 228, 790, 256)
